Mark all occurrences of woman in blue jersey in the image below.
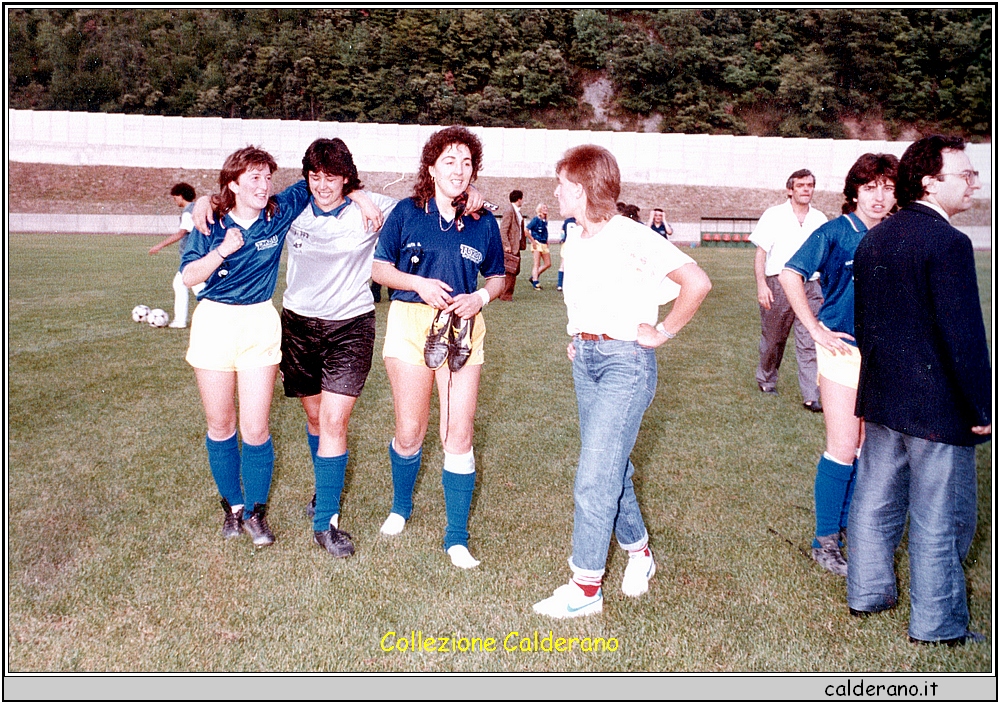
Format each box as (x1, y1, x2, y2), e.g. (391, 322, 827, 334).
(371, 126, 505, 569)
(526, 202, 552, 289)
(778, 153, 898, 577)
(182, 146, 309, 547)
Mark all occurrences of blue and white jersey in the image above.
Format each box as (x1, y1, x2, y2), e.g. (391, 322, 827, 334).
(182, 180, 311, 306)
(650, 221, 668, 238)
(284, 191, 399, 320)
(527, 216, 549, 244)
(784, 211, 868, 343)
(374, 197, 504, 304)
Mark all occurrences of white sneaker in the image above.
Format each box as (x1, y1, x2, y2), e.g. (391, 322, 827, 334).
(447, 545, 480, 569)
(380, 512, 406, 535)
(622, 550, 656, 597)
(168, 321, 186, 328)
(533, 581, 603, 619)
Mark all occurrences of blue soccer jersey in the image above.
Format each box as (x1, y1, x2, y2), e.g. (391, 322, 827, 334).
(527, 216, 549, 244)
(374, 197, 504, 304)
(182, 180, 311, 305)
(784, 212, 868, 343)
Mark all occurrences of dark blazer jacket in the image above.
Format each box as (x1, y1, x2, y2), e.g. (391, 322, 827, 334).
(854, 202, 991, 446)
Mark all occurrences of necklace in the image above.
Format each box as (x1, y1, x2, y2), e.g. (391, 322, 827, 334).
(438, 213, 454, 232)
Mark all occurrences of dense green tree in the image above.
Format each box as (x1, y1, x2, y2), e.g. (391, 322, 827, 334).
(6, 8, 991, 138)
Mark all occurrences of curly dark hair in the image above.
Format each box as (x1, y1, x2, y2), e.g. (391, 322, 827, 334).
(412, 126, 483, 209)
(896, 134, 966, 207)
(210, 146, 278, 220)
(842, 153, 899, 214)
(301, 138, 363, 195)
(170, 182, 196, 202)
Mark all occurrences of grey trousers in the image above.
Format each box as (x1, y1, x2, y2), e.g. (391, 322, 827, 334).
(755, 275, 822, 403)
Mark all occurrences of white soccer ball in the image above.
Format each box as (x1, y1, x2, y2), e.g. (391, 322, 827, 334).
(147, 308, 170, 328)
(132, 305, 151, 323)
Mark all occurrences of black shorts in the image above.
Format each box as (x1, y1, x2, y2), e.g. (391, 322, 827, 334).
(280, 308, 376, 398)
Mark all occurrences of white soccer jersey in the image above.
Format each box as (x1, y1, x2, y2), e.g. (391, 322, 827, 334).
(283, 191, 398, 320)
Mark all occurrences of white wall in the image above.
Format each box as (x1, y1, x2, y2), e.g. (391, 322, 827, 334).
(8, 109, 992, 196)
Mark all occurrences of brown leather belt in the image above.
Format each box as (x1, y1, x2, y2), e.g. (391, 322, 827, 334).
(578, 332, 616, 341)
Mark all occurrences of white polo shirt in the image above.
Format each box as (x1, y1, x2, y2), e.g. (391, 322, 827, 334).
(749, 200, 827, 277)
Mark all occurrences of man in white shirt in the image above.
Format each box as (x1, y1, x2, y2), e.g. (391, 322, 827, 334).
(749, 169, 828, 411)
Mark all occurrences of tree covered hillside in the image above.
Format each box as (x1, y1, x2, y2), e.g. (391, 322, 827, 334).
(8, 8, 992, 139)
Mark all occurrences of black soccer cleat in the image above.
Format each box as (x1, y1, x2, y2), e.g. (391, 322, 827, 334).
(243, 503, 275, 547)
(220, 498, 244, 539)
(447, 314, 475, 372)
(424, 310, 452, 369)
(313, 527, 356, 558)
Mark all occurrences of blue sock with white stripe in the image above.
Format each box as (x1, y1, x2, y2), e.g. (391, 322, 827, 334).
(442, 449, 476, 551)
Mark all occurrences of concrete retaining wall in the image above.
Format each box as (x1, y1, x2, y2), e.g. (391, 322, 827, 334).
(8, 109, 992, 196)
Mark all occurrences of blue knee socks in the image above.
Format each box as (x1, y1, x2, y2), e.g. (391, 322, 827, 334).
(814, 453, 854, 547)
(389, 441, 422, 520)
(443, 469, 476, 551)
(241, 437, 274, 519)
(206, 433, 243, 508)
(557, 270, 564, 288)
(306, 427, 319, 467)
(840, 459, 857, 531)
(313, 452, 348, 532)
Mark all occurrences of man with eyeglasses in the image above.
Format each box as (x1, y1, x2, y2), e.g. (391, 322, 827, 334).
(849, 134, 990, 647)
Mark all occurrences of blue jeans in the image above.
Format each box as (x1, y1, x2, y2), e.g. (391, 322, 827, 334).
(847, 422, 978, 641)
(570, 338, 657, 573)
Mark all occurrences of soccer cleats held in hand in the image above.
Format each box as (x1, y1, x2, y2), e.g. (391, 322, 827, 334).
(423, 309, 475, 372)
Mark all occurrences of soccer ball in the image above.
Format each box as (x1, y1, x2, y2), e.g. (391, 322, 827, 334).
(147, 309, 170, 327)
(132, 305, 151, 323)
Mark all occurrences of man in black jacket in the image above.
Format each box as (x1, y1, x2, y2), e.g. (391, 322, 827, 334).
(850, 134, 991, 646)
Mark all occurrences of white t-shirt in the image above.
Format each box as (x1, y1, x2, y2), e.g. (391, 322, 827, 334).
(283, 191, 398, 320)
(562, 215, 695, 340)
(749, 200, 827, 277)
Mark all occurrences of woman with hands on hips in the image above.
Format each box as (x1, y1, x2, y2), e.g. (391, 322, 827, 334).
(778, 153, 899, 578)
(533, 144, 711, 619)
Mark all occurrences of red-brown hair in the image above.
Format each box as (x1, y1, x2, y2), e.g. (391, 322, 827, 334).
(211, 146, 279, 220)
(555, 145, 620, 223)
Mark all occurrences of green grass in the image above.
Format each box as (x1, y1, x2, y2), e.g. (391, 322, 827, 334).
(6, 235, 993, 673)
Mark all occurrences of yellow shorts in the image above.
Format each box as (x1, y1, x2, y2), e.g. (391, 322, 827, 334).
(816, 341, 861, 390)
(186, 299, 281, 372)
(383, 300, 486, 367)
(531, 242, 550, 254)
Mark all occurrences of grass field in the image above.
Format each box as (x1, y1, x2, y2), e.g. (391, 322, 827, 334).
(6, 234, 993, 674)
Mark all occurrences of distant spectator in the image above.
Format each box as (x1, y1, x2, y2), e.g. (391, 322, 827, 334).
(647, 207, 673, 239)
(527, 203, 551, 290)
(622, 204, 641, 222)
(499, 189, 526, 301)
(148, 182, 204, 328)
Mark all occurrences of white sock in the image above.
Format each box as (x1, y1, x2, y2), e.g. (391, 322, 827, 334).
(380, 512, 406, 535)
(447, 545, 480, 569)
(230, 504, 244, 515)
(443, 448, 475, 474)
(330, 513, 339, 530)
